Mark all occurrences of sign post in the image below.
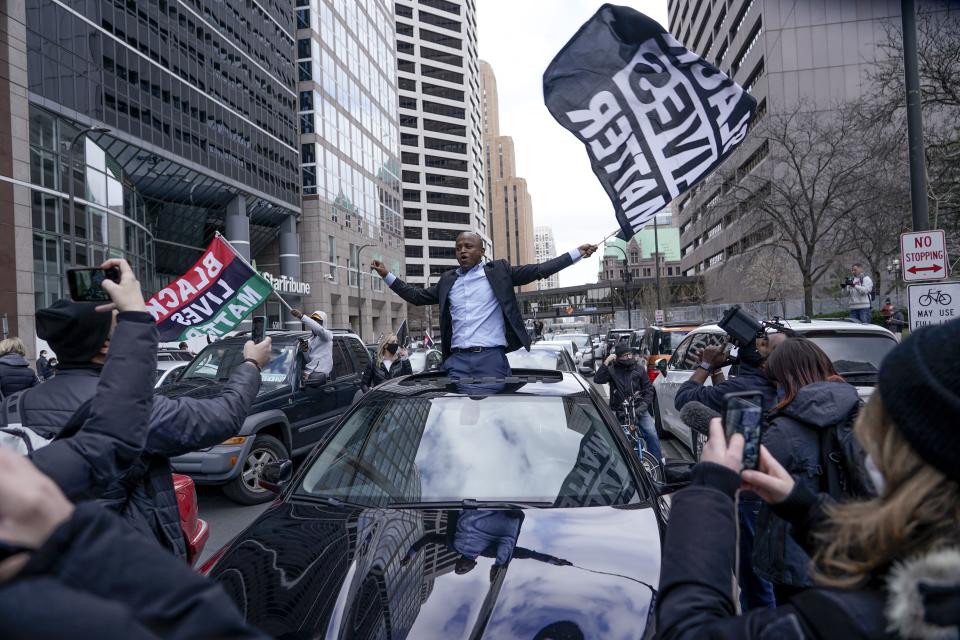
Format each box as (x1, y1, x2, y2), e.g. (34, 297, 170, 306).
(900, 230, 948, 283)
(907, 282, 960, 331)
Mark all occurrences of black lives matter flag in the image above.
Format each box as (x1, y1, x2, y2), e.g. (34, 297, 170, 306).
(544, 4, 756, 239)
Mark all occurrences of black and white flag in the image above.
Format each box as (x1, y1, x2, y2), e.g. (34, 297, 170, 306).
(544, 4, 756, 239)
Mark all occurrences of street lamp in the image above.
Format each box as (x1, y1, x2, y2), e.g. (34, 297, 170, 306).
(886, 257, 902, 304)
(65, 126, 110, 256)
(604, 243, 631, 328)
(355, 243, 376, 340)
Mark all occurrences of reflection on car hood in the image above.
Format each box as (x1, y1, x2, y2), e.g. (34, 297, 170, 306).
(155, 379, 228, 399)
(209, 502, 660, 639)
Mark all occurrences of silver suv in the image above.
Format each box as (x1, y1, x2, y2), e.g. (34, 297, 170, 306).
(652, 319, 899, 452)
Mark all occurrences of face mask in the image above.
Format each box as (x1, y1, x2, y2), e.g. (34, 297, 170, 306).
(385, 343, 399, 355)
(864, 454, 885, 495)
(616, 358, 635, 369)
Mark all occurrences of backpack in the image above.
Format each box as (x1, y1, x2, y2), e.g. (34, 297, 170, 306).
(816, 402, 876, 500)
(0, 390, 93, 455)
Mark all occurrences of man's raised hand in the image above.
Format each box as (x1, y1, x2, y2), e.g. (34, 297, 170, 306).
(578, 244, 599, 258)
(96, 258, 146, 313)
(369, 260, 388, 278)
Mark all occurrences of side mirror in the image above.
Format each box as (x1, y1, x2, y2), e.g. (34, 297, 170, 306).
(578, 365, 594, 377)
(653, 460, 694, 495)
(259, 459, 293, 494)
(656, 359, 668, 378)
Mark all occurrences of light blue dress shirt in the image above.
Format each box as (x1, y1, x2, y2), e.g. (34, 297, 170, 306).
(384, 249, 582, 348)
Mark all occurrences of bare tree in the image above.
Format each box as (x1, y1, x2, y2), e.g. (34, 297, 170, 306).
(722, 105, 883, 316)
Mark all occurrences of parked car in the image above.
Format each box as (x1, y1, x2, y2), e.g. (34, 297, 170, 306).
(365, 343, 378, 360)
(652, 319, 900, 452)
(409, 348, 443, 374)
(161, 330, 370, 504)
(538, 339, 579, 362)
(158, 348, 194, 362)
(173, 473, 209, 566)
(154, 361, 188, 388)
(506, 343, 579, 372)
(557, 333, 597, 370)
(634, 324, 697, 381)
(605, 328, 634, 355)
(201, 370, 682, 638)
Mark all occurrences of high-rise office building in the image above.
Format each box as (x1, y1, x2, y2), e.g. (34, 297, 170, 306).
(479, 60, 535, 290)
(394, 0, 488, 289)
(2, 0, 300, 352)
(668, 0, 902, 301)
(291, 0, 406, 340)
(533, 226, 559, 290)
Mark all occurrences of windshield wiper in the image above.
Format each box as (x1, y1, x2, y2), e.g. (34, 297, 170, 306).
(294, 495, 370, 509)
(386, 498, 552, 509)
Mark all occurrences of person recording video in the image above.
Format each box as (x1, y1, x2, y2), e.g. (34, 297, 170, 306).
(843, 263, 874, 324)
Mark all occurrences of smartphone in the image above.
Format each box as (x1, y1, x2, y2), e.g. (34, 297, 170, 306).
(722, 391, 765, 470)
(67, 267, 121, 302)
(251, 316, 266, 344)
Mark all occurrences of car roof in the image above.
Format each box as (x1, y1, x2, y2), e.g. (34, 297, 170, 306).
(209, 330, 363, 345)
(527, 343, 566, 351)
(372, 369, 590, 398)
(689, 319, 897, 337)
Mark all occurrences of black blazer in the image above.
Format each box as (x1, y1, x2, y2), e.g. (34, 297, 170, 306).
(388, 253, 575, 359)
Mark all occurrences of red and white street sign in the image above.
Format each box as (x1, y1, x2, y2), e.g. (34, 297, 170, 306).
(900, 230, 948, 283)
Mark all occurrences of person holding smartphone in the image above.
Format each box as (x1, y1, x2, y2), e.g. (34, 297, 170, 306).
(290, 309, 333, 384)
(754, 338, 860, 603)
(361, 333, 412, 391)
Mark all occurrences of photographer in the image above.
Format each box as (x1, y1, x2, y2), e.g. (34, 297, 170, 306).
(656, 321, 960, 639)
(843, 263, 874, 324)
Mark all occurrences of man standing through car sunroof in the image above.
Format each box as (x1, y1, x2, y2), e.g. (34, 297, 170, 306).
(371, 232, 597, 379)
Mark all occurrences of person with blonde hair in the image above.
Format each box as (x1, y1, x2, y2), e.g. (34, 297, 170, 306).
(656, 319, 960, 639)
(361, 333, 411, 391)
(0, 337, 39, 397)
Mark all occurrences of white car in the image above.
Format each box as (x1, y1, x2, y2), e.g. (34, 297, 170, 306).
(154, 361, 188, 388)
(652, 319, 899, 452)
(538, 339, 579, 362)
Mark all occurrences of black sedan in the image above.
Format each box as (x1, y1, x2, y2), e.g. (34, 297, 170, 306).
(202, 370, 676, 639)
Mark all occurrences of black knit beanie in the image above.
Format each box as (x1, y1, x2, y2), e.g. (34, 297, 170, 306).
(35, 300, 113, 366)
(877, 319, 960, 483)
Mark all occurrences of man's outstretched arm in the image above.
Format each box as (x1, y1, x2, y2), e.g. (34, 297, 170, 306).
(510, 244, 597, 286)
(370, 260, 440, 306)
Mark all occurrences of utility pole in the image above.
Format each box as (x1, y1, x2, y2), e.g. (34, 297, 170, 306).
(653, 219, 663, 314)
(901, 0, 929, 231)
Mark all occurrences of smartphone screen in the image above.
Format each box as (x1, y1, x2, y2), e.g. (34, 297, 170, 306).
(722, 392, 764, 470)
(67, 267, 120, 302)
(251, 316, 266, 344)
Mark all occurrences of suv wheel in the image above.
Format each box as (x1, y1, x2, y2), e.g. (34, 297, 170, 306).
(223, 434, 289, 505)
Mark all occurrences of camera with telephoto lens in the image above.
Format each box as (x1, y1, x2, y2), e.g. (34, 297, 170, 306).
(717, 305, 765, 348)
(842, 276, 855, 288)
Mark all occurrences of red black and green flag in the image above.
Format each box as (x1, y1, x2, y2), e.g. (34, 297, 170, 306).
(145, 235, 273, 341)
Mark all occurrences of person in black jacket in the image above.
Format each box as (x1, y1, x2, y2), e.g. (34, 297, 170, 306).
(361, 332, 412, 391)
(657, 320, 960, 640)
(0, 449, 268, 640)
(35, 350, 53, 381)
(0, 338, 39, 397)
(370, 232, 597, 379)
(17, 267, 271, 559)
(754, 338, 861, 602)
(594, 341, 661, 461)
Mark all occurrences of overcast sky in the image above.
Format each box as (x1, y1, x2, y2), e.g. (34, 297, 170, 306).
(477, 0, 669, 287)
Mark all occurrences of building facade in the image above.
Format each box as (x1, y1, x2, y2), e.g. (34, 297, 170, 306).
(479, 60, 535, 289)
(533, 225, 560, 290)
(394, 0, 488, 290)
(2, 0, 301, 354)
(667, 0, 902, 302)
(291, 0, 406, 341)
(598, 222, 683, 284)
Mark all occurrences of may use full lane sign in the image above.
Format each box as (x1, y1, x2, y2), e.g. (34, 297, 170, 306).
(907, 282, 960, 331)
(900, 230, 948, 282)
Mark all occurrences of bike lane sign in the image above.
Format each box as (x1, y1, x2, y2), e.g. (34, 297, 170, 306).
(908, 282, 960, 331)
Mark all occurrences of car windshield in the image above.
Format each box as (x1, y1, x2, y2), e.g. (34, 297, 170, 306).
(564, 334, 592, 347)
(661, 331, 690, 353)
(298, 395, 643, 508)
(507, 349, 566, 370)
(806, 334, 897, 380)
(180, 342, 295, 393)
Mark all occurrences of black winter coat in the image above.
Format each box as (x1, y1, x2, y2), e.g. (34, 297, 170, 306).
(0, 353, 39, 397)
(386, 253, 575, 359)
(18, 340, 261, 559)
(657, 462, 960, 639)
(674, 361, 777, 413)
(753, 381, 860, 587)
(0, 502, 268, 640)
(361, 356, 412, 390)
(594, 361, 654, 413)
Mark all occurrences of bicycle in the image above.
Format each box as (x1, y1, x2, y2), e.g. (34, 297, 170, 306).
(619, 396, 663, 483)
(918, 289, 952, 307)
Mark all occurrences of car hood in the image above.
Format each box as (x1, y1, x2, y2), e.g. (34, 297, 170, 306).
(155, 378, 231, 399)
(208, 502, 660, 639)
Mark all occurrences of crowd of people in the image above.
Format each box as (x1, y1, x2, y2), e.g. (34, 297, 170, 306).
(0, 227, 957, 638)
